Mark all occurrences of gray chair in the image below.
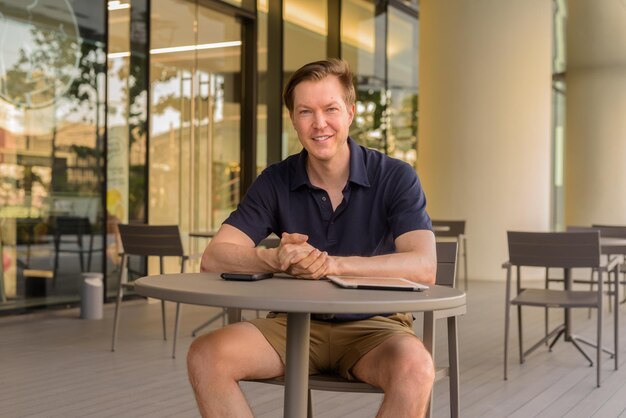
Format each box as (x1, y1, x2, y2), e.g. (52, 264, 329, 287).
(503, 231, 620, 387)
(432, 220, 468, 291)
(567, 225, 625, 312)
(249, 241, 464, 418)
(111, 224, 188, 358)
(591, 224, 626, 304)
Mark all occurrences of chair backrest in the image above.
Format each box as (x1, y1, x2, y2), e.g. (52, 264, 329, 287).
(54, 216, 92, 236)
(432, 220, 465, 238)
(118, 224, 184, 257)
(507, 231, 601, 269)
(435, 241, 458, 287)
(591, 224, 626, 239)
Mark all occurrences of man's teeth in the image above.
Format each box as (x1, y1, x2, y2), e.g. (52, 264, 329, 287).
(313, 135, 331, 141)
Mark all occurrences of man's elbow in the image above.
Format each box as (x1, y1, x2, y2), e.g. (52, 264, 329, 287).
(200, 245, 218, 272)
(425, 264, 437, 285)
(416, 259, 436, 285)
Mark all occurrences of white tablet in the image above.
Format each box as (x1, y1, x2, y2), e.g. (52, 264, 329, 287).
(327, 275, 429, 292)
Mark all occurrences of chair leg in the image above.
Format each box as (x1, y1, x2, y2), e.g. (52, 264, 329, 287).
(504, 301, 510, 380)
(87, 234, 94, 271)
(544, 268, 549, 345)
(111, 284, 124, 352)
(447, 316, 460, 418)
(517, 305, 524, 364)
(463, 237, 468, 292)
(77, 234, 85, 272)
(614, 266, 619, 371)
(423, 311, 435, 418)
(588, 271, 595, 319)
(53, 238, 60, 287)
(597, 304, 602, 388)
(172, 302, 182, 358)
(504, 265, 512, 381)
(307, 389, 313, 418)
(111, 254, 127, 352)
(161, 300, 167, 341)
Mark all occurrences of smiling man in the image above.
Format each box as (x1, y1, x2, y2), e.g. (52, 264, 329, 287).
(187, 59, 436, 418)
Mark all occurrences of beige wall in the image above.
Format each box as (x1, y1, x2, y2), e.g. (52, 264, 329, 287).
(418, 0, 553, 280)
(565, 0, 626, 226)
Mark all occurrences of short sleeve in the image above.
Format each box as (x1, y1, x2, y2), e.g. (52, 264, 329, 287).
(223, 170, 279, 244)
(386, 162, 432, 238)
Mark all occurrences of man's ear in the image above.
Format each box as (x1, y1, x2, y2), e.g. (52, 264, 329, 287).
(348, 104, 356, 123)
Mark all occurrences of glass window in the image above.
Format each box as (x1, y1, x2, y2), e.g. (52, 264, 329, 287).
(0, 0, 106, 311)
(149, 0, 242, 250)
(341, 0, 386, 152)
(552, 0, 567, 230)
(387, 7, 419, 167)
(283, 0, 328, 158)
(257, 0, 268, 173)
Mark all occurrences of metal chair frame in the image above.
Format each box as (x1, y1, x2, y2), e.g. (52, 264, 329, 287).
(111, 224, 188, 358)
(432, 220, 468, 291)
(503, 231, 620, 388)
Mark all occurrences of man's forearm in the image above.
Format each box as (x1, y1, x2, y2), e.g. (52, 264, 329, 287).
(331, 252, 436, 285)
(200, 242, 279, 273)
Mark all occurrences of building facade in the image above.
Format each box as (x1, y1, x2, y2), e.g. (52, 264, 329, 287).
(0, 0, 419, 313)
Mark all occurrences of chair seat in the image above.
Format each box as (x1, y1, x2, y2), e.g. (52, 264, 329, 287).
(512, 288, 598, 308)
(256, 375, 382, 393)
(256, 365, 451, 394)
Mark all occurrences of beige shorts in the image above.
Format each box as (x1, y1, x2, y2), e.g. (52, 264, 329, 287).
(247, 313, 416, 380)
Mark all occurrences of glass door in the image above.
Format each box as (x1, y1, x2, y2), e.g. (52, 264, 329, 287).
(194, 6, 242, 233)
(149, 0, 242, 243)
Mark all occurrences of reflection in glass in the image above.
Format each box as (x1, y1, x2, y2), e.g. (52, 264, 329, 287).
(106, 0, 131, 296)
(149, 0, 242, 243)
(551, 0, 567, 230)
(0, 0, 105, 310)
(341, 0, 386, 152)
(388, 7, 418, 167)
(257, 0, 268, 173)
(283, 0, 327, 157)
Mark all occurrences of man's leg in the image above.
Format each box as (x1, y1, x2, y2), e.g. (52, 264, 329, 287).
(351, 334, 435, 418)
(187, 322, 284, 418)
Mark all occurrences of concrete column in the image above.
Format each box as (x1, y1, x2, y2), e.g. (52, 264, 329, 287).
(565, 0, 626, 226)
(418, 0, 553, 280)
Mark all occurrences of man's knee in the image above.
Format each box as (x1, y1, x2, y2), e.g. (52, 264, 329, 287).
(187, 330, 236, 379)
(383, 337, 435, 388)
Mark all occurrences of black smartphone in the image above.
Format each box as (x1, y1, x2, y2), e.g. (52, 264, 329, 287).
(220, 272, 274, 281)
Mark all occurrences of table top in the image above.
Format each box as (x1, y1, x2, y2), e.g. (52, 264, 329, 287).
(189, 231, 218, 238)
(135, 273, 466, 314)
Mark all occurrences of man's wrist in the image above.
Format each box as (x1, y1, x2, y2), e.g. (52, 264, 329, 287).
(328, 256, 342, 276)
(256, 246, 280, 272)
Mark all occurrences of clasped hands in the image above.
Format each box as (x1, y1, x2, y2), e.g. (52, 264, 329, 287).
(275, 232, 334, 279)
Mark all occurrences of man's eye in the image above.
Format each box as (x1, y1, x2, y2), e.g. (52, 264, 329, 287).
(327, 107, 338, 112)
(299, 109, 311, 115)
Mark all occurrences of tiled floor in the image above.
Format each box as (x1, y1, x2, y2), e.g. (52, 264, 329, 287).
(1, 280, 625, 417)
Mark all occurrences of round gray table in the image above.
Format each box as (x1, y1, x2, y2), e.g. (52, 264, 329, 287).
(135, 273, 466, 418)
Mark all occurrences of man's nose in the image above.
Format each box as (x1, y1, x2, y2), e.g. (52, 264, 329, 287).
(312, 111, 327, 129)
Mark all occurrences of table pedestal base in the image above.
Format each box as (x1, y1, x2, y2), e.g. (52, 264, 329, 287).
(285, 313, 311, 418)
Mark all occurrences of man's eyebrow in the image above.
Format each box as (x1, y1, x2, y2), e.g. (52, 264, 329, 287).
(295, 100, 342, 109)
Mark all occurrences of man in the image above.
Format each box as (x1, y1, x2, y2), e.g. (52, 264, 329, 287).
(187, 59, 436, 418)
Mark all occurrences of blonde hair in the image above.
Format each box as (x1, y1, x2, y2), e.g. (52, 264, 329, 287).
(283, 59, 356, 113)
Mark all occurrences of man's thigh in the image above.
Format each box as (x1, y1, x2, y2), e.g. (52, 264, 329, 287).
(331, 313, 418, 381)
(350, 333, 428, 387)
(192, 321, 285, 380)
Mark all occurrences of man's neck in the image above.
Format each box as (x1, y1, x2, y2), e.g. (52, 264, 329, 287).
(306, 149, 350, 191)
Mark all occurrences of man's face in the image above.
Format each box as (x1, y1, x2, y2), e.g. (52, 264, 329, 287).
(290, 75, 355, 164)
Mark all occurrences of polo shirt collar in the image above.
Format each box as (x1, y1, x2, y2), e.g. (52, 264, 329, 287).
(290, 137, 370, 190)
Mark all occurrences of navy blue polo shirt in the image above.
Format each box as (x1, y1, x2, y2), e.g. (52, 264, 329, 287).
(224, 137, 432, 320)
